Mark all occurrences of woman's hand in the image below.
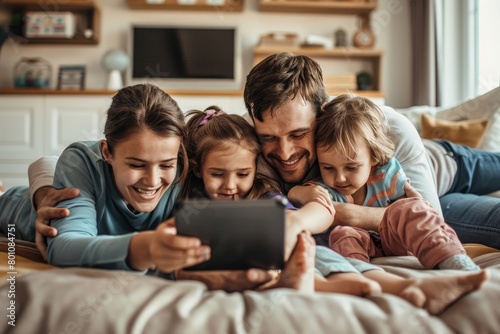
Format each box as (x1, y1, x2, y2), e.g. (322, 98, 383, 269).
(151, 219, 211, 272)
(129, 218, 211, 273)
(34, 186, 80, 260)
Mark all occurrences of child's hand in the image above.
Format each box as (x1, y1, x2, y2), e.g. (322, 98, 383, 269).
(283, 211, 304, 260)
(404, 180, 423, 199)
(150, 219, 211, 273)
(288, 183, 331, 208)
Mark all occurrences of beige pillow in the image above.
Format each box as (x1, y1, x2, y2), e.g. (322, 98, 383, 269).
(421, 113, 490, 148)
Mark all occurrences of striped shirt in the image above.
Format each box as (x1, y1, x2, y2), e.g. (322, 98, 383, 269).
(315, 157, 408, 207)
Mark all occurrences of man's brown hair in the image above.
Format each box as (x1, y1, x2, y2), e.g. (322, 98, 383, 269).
(244, 52, 329, 122)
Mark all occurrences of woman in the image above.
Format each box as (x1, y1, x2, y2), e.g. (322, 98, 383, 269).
(0, 84, 208, 273)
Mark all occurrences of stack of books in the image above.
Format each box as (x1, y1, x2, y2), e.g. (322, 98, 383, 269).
(258, 32, 299, 47)
(324, 74, 357, 91)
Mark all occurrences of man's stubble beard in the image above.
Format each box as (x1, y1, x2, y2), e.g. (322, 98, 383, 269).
(274, 157, 313, 186)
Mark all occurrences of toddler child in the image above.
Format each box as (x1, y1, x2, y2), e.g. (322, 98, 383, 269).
(290, 93, 479, 272)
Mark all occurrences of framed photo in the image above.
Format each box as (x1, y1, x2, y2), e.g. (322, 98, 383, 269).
(57, 65, 86, 90)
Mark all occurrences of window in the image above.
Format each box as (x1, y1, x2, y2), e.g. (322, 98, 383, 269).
(477, 0, 500, 95)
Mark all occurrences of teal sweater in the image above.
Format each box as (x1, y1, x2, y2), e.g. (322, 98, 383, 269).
(0, 141, 180, 270)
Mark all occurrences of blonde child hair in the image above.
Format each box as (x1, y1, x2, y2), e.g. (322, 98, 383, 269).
(315, 94, 394, 166)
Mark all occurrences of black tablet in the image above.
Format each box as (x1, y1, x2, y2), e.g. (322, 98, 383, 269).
(175, 198, 287, 271)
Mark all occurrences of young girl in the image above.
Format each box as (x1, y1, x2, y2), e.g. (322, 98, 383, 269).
(291, 93, 480, 272)
(180, 106, 316, 292)
(0, 84, 209, 273)
(180, 106, 488, 314)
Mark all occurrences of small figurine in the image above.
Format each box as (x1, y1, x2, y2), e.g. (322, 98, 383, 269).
(334, 28, 348, 47)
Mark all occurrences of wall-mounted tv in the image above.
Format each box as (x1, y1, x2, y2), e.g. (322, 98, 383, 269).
(129, 26, 240, 90)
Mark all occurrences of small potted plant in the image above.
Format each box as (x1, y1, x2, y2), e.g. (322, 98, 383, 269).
(356, 71, 373, 91)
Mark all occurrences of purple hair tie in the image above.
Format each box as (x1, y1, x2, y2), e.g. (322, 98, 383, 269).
(199, 109, 225, 126)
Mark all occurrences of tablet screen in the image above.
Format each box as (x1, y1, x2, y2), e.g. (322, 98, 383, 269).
(175, 198, 286, 271)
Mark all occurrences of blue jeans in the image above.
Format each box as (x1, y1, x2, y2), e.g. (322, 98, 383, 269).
(436, 140, 500, 248)
(441, 193, 500, 249)
(435, 139, 500, 195)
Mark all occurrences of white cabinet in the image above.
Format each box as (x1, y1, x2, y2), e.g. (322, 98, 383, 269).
(44, 97, 109, 155)
(0, 95, 110, 190)
(0, 93, 245, 190)
(0, 96, 44, 161)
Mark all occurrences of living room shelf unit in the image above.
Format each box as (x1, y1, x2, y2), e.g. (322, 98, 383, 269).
(127, 0, 243, 12)
(258, 0, 377, 15)
(0, 88, 244, 96)
(253, 45, 383, 96)
(1, 0, 100, 45)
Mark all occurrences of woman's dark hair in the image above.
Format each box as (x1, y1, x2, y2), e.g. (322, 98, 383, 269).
(103, 83, 188, 182)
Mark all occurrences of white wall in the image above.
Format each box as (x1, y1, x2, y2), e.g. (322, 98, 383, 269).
(0, 0, 412, 107)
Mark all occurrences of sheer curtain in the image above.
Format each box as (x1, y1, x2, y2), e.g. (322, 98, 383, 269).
(410, 0, 476, 107)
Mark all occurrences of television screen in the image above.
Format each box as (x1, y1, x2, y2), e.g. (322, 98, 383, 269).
(131, 26, 236, 80)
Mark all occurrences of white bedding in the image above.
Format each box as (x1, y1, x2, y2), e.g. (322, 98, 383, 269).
(2, 253, 500, 334)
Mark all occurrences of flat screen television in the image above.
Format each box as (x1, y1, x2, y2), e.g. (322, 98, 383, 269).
(128, 25, 240, 90)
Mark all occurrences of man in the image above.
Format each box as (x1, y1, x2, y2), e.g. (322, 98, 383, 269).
(244, 53, 500, 250)
(243, 52, 441, 232)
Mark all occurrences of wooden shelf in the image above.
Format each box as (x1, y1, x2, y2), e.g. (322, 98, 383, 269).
(254, 46, 382, 59)
(0, 88, 383, 99)
(258, 0, 377, 14)
(2, 0, 96, 10)
(0, 88, 244, 96)
(253, 46, 383, 94)
(127, 0, 243, 12)
(2, 0, 101, 45)
(327, 89, 383, 98)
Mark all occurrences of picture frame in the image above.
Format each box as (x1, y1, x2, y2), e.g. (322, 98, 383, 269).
(57, 65, 86, 90)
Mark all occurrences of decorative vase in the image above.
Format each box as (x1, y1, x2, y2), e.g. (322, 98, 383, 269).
(14, 57, 52, 88)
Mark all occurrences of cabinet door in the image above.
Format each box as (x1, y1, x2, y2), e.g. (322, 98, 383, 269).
(0, 96, 45, 189)
(44, 96, 110, 156)
(0, 96, 44, 160)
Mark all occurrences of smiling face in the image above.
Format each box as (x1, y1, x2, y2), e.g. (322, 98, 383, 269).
(101, 129, 181, 213)
(317, 137, 377, 201)
(253, 97, 317, 186)
(200, 145, 257, 200)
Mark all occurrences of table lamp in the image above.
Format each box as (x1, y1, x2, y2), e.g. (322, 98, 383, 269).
(102, 49, 129, 90)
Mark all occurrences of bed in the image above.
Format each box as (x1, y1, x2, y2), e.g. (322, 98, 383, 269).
(1, 241, 500, 334)
(3, 89, 500, 333)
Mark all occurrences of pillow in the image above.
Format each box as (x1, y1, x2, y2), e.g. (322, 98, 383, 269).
(434, 86, 500, 151)
(420, 113, 490, 148)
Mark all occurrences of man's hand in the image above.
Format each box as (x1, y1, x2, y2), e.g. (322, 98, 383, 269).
(34, 186, 80, 260)
(176, 269, 274, 292)
(332, 202, 384, 232)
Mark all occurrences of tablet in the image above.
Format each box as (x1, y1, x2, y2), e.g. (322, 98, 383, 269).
(175, 198, 287, 271)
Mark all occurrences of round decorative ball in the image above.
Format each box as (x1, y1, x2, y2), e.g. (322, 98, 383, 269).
(102, 49, 129, 71)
